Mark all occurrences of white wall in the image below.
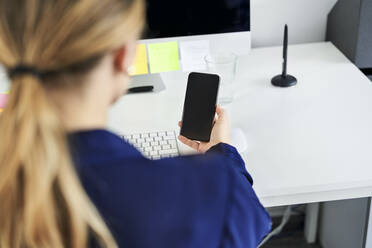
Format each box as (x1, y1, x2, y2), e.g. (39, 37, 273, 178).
(0, 0, 339, 92)
(251, 0, 338, 48)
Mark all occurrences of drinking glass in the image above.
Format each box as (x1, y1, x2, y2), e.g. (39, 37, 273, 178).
(205, 52, 237, 104)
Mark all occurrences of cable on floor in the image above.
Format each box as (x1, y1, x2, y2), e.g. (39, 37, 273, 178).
(258, 205, 292, 247)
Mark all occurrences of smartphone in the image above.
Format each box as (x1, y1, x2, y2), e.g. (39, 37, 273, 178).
(180, 72, 220, 142)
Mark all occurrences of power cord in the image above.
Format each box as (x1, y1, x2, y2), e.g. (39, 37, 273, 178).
(258, 205, 292, 247)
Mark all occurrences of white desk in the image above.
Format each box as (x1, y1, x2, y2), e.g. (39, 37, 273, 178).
(1, 42, 372, 209)
(108, 42, 372, 208)
(1, 42, 371, 245)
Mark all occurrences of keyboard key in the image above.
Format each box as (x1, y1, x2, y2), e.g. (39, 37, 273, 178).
(167, 131, 174, 136)
(150, 133, 157, 137)
(151, 141, 159, 146)
(158, 132, 166, 136)
(158, 149, 178, 155)
(153, 146, 162, 151)
(150, 151, 158, 156)
(168, 140, 177, 149)
(141, 133, 149, 138)
(142, 142, 150, 148)
(162, 144, 171, 150)
(159, 140, 167, 145)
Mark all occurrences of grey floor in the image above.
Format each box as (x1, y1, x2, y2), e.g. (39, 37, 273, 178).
(262, 215, 322, 248)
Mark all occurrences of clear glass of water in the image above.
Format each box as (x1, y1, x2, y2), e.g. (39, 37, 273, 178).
(205, 52, 237, 104)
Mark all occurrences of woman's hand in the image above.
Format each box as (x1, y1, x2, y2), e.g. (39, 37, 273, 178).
(178, 106, 230, 153)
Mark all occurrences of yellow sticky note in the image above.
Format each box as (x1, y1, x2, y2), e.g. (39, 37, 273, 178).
(129, 44, 149, 76)
(148, 41, 180, 74)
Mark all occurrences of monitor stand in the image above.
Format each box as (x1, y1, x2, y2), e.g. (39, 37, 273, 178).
(130, 73, 166, 93)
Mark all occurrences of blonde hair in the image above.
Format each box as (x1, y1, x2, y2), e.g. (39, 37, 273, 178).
(0, 0, 144, 247)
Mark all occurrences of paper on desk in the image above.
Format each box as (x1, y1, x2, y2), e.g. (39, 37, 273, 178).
(180, 40, 210, 72)
(148, 41, 180, 74)
(129, 44, 149, 76)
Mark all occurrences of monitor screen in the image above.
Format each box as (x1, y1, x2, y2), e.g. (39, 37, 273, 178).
(144, 0, 251, 39)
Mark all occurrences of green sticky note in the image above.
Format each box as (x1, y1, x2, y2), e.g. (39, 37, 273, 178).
(148, 41, 180, 73)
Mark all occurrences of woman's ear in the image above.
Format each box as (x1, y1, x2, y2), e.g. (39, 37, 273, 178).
(113, 41, 137, 75)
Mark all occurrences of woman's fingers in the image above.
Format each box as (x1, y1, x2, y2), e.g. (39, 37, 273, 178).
(178, 122, 200, 151)
(216, 106, 226, 119)
(216, 105, 222, 115)
(178, 135, 199, 151)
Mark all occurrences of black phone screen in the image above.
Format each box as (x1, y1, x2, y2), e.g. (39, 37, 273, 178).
(180, 72, 220, 142)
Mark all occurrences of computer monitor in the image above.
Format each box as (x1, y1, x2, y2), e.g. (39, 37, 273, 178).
(131, 0, 251, 91)
(143, 0, 251, 55)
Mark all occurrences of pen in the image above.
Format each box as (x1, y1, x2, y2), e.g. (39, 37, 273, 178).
(282, 24, 288, 78)
(127, 86, 154, 94)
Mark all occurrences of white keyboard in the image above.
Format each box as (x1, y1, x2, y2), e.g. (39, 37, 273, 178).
(121, 131, 180, 160)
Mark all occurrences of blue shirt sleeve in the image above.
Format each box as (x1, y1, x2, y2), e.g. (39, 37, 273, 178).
(206, 143, 253, 185)
(207, 143, 272, 247)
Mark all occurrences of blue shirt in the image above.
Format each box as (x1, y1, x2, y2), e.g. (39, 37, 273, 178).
(69, 129, 271, 248)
